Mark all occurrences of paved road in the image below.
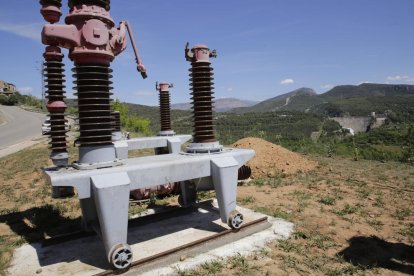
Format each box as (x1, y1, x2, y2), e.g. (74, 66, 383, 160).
(0, 105, 46, 150)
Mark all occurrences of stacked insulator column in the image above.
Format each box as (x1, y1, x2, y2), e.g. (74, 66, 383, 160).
(112, 111, 121, 132)
(156, 82, 175, 136)
(44, 46, 69, 166)
(111, 111, 122, 141)
(40, 0, 69, 166)
(185, 44, 221, 153)
(40, 1, 74, 197)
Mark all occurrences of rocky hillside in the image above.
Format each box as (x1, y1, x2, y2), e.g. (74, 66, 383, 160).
(232, 87, 319, 113)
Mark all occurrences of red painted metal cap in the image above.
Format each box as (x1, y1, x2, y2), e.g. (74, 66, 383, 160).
(40, 5, 62, 23)
(43, 46, 63, 61)
(158, 83, 171, 92)
(47, 101, 67, 113)
(156, 82, 173, 92)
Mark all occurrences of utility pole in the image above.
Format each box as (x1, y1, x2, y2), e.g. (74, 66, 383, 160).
(35, 61, 45, 110)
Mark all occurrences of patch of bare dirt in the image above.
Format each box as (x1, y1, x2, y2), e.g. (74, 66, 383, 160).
(232, 137, 317, 178)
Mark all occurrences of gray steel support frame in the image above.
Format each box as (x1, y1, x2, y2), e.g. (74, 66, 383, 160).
(43, 147, 254, 268)
(113, 135, 192, 159)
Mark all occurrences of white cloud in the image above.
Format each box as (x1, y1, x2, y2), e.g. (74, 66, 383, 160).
(227, 87, 233, 92)
(0, 22, 42, 42)
(280, 78, 294, 85)
(386, 75, 414, 82)
(358, 81, 372, 85)
(18, 86, 34, 94)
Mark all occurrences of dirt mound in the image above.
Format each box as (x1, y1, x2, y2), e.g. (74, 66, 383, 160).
(232, 137, 317, 178)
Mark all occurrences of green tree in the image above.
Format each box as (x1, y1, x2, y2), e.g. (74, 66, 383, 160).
(112, 98, 129, 126)
(4, 93, 19, 105)
(0, 94, 8, 105)
(112, 98, 151, 135)
(402, 125, 414, 163)
(22, 95, 42, 109)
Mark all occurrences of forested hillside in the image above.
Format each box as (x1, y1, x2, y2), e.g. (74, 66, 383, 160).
(232, 83, 414, 121)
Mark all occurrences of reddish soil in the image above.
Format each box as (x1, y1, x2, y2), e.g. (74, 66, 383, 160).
(232, 137, 317, 178)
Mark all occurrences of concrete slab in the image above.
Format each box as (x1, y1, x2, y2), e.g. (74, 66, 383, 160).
(7, 201, 294, 276)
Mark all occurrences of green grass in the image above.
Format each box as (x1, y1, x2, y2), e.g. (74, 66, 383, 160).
(277, 240, 306, 254)
(366, 219, 384, 230)
(272, 209, 292, 220)
(199, 260, 224, 275)
(227, 253, 258, 274)
(333, 203, 361, 217)
(291, 190, 311, 212)
(237, 195, 255, 205)
(399, 223, 414, 244)
(394, 207, 411, 220)
(318, 196, 336, 206)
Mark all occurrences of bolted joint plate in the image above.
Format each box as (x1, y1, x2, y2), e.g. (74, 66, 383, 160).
(186, 142, 222, 154)
(158, 130, 176, 137)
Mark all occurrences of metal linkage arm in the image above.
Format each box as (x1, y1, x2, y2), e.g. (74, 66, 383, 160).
(123, 21, 147, 79)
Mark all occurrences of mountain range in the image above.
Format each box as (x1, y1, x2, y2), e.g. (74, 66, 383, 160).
(67, 83, 414, 123)
(231, 83, 414, 117)
(171, 98, 258, 112)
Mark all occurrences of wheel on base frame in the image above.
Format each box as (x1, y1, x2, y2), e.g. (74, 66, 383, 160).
(178, 194, 184, 206)
(109, 243, 133, 270)
(228, 210, 244, 229)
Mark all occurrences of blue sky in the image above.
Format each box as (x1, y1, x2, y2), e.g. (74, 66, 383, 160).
(0, 0, 414, 105)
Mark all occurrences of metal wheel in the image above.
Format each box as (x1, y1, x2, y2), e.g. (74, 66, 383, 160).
(110, 244, 133, 270)
(178, 194, 184, 206)
(228, 210, 244, 229)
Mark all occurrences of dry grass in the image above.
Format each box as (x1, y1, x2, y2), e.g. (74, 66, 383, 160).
(0, 143, 83, 274)
(186, 156, 414, 275)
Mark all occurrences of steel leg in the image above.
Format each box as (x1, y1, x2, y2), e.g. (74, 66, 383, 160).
(91, 172, 132, 269)
(211, 157, 240, 227)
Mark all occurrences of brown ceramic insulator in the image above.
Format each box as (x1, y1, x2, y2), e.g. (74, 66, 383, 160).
(44, 59, 67, 153)
(111, 111, 121, 132)
(68, 0, 110, 10)
(73, 64, 113, 146)
(39, 0, 62, 7)
(159, 91, 172, 132)
(238, 165, 252, 180)
(189, 62, 216, 143)
(44, 60, 66, 102)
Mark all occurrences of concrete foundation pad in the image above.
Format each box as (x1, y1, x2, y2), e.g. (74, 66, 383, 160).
(7, 201, 294, 276)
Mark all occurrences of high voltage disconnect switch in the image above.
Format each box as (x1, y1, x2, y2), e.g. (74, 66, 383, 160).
(40, 0, 255, 270)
